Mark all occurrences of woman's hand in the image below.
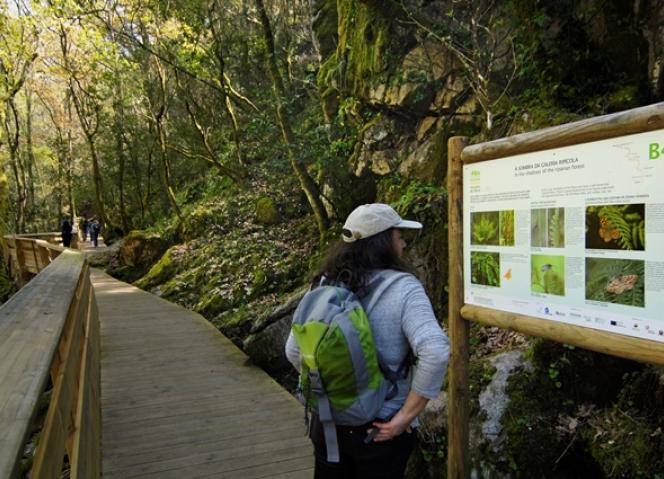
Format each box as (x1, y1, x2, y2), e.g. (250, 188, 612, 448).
(369, 416, 412, 442)
(368, 391, 429, 442)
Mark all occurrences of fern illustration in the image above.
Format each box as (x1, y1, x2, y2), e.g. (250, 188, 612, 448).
(471, 252, 500, 287)
(472, 216, 498, 245)
(500, 210, 515, 246)
(548, 209, 564, 248)
(597, 205, 645, 250)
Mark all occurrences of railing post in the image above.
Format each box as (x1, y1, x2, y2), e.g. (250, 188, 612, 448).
(447, 136, 470, 479)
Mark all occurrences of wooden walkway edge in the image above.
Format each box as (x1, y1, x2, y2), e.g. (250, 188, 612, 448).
(91, 269, 313, 478)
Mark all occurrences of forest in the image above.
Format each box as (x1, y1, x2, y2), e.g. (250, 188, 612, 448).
(2, 0, 664, 477)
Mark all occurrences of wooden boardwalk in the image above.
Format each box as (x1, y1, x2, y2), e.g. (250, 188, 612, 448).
(92, 270, 313, 478)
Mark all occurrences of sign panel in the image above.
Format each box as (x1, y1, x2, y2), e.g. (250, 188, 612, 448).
(463, 129, 664, 343)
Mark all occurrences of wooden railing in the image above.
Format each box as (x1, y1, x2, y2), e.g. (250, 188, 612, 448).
(3, 234, 80, 287)
(0, 236, 100, 479)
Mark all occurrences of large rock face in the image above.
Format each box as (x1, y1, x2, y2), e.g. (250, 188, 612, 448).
(107, 230, 170, 283)
(315, 0, 477, 186)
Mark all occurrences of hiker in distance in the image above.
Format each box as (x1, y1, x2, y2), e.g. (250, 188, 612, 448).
(285, 203, 450, 479)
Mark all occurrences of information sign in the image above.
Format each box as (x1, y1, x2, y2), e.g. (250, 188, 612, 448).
(463, 129, 664, 343)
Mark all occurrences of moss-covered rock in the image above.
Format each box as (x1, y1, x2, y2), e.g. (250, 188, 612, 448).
(134, 245, 181, 291)
(255, 196, 280, 225)
(108, 230, 170, 283)
(582, 407, 663, 478)
(497, 341, 643, 477)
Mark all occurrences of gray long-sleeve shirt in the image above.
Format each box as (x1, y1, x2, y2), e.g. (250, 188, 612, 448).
(285, 269, 450, 420)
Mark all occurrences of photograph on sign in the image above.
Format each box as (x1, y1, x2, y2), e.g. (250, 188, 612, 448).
(463, 129, 664, 343)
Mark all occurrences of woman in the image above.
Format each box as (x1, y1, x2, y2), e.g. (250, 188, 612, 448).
(285, 203, 450, 479)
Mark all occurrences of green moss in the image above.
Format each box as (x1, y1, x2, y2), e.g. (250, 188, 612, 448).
(469, 358, 497, 418)
(318, 0, 412, 103)
(498, 341, 644, 476)
(582, 408, 663, 478)
(311, 0, 338, 59)
(255, 196, 280, 225)
(605, 85, 640, 111)
(195, 292, 232, 318)
(134, 246, 179, 290)
(182, 204, 219, 239)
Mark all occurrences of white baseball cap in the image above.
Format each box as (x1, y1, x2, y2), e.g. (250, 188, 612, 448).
(341, 203, 422, 243)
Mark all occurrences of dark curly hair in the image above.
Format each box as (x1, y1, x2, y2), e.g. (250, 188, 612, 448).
(312, 228, 412, 295)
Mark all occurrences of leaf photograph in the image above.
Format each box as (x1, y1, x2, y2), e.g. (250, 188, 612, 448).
(471, 252, 501, 287)
(499, 210, 515, 246)
(471, 211, 499, 245)
(531, 254, 565, 296)
(531, 208, 565, 248)
(585, 258, 645, 307)
(585, 204, 645, 250)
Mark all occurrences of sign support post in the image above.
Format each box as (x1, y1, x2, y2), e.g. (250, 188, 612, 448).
(447, 136, 470, 479)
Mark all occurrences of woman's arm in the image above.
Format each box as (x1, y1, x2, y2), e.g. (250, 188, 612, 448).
(370, 390, 429, 441)
(284, 332, 301, 372)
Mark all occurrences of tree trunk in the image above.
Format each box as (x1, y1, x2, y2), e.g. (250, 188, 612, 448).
(114, 88, 130, 234)
(24, 88, 36, 223)
(65, 96, 76, 223)
(154, 61, 183, 224)
(254, 0, 330, 237)
(210, 0, 248, 170)
(3, 98, 27, 232)
(86, 134, 106, 229)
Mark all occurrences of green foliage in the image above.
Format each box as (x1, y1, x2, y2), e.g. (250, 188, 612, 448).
(500, 340, 642, 477)
(255, 196, 280, 225)
(548, 209, 564, 247)
(472, 215, 498, 245)
(531, 255, 564, 296)
(471, 252, 500, 287)
(388, 178, 447, 228)
(592, 205, 645, 250)
(499, 210, 515, 246)
(585, 258, 645, 307)
(582, 408, 664, 478)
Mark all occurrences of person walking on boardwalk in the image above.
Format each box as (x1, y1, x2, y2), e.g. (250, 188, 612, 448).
(81, 218, 89, 241)
(285, 203, 450, 479)
(90, 218, 101, 247)
(61, 218, 73, 248)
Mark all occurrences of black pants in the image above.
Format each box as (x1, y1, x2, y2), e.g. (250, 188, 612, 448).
(310, 415, 416, 479)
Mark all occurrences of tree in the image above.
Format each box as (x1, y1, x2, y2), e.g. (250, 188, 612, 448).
(396, 0, 517, 130)
(0, 8, 38, 232)
(254, 0, 330, 237)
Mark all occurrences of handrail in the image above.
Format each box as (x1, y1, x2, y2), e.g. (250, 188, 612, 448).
(0, 235, 100, 478)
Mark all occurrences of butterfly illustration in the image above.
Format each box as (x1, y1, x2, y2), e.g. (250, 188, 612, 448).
(598, 217, 620, 242)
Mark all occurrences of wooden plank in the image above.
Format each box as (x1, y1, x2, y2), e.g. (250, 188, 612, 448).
(31, 274, 87, 478)
(447, 136, 470, 479)
(93, 270, 313, 478)
(105, 436, 309, 477)
(461, 102, 664, 164)
(103, 452, 313, 479)
(461, 304, 664, 366)
(70, 285, 101, 479)
(0, 250, 85, 478)
(16, 238, 39, 274)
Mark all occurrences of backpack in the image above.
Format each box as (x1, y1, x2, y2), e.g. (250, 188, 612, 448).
(290, 271, 410, 462)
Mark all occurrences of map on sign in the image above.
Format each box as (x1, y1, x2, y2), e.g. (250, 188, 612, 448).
(463, 129, 664, 344)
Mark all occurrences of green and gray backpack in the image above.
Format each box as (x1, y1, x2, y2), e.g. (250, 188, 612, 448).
(291, 271, 409, 462)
